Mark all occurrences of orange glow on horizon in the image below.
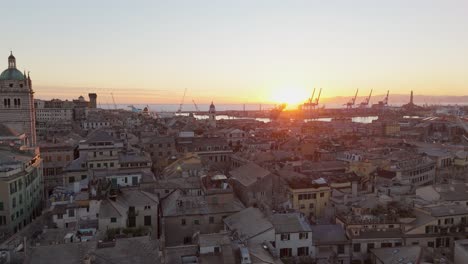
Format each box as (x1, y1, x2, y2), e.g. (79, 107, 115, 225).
(268, 86, 310, 109)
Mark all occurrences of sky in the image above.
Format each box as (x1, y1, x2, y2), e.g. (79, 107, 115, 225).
(1, 0, 468, 107)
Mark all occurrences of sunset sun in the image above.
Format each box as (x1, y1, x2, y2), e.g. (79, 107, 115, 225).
(269, 86, 311, 109)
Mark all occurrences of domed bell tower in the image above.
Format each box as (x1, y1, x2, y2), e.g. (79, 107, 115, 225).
(0, 52, 36, 146)
(208, 101, 216, 128)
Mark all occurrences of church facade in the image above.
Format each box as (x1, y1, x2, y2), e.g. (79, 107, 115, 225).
(0, 53, 36, 146)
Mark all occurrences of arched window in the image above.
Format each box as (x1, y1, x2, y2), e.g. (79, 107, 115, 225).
(16, 98, 20, 107)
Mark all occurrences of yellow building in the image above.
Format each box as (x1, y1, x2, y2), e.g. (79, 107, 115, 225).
(286, 178, 330, 221)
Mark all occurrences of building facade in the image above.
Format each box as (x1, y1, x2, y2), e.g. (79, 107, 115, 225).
(0, 142, 43, 237)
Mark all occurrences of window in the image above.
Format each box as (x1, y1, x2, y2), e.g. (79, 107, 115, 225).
(181, 219, 186, 226)
(309, 203, 314, 209)
(183, 236, 192, 244)
(427, 241, 434, 248)
(280, 234, 290, 241)
(209, 216, 214, 224)
(69, 176, 75, 183)
(337, 245, 345, 254)
(279, 248, 292, 258)
(297, 247, 309, 256)
(395, 242, 402, 247)
(57, 214, 63, 219)
(353, 243, 361, 252)
(68, 209, 75, 217)
(299, 232, 308, 239)
(144, 205, 151, 210)
(320, 192, 324, 197)
(12, 198, 16, 208)
(144, 215, 151, 226)
(81, 175, 87, 180)
(110, 217, 117, 223)
(9, 182, 17, 194)
(381, 242, 392, 248)
(300, 204, 305, 209)
(0, 202, 3, 211)
(367, 243, 375, 252)
(194, 219, 200, 225)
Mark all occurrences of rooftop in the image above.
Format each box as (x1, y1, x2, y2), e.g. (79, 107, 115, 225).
(26, 236, 159, 264)
(162, 189, 244, 217)
(229, 162, 271, 187)
(223, 207, 273, 242)
(311, 224, 347, 244)
(370, 246, 422, 264)
(270, 213, 312, 234)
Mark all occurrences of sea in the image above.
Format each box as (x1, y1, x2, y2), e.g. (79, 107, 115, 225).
(99, 103, 382, 124)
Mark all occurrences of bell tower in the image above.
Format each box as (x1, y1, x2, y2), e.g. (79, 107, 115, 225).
(208, 101, 216, 128)
(0, 52, 36, 146)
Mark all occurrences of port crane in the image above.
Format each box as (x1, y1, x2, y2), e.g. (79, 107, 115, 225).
(382, 90, 389, 105)
(302, 87, 322, 116)
(344, 89, 359, 109)
(359, 89, 372, 108)
(377, 90, 389, 106)
(313, 88, 322, 107)
(308, 88, 316, 105)
(192, 99, 200, 113)
(111, 93, 117, 109)
(177, 88, 187, 113)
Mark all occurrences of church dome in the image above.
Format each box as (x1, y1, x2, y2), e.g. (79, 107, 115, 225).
(0, 68, 25, 81)
(1, 52, 25, 81)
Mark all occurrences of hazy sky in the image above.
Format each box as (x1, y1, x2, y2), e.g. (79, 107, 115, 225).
(2, 0, 467, 106)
